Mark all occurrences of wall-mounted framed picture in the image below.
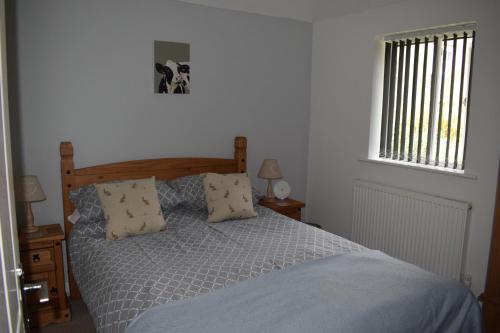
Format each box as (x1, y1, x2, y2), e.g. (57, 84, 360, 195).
(154, 41, 190, 94)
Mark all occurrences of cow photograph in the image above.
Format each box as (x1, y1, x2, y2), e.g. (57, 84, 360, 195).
(154, 41, 190, 94)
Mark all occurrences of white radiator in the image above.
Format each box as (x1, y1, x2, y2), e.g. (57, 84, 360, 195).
(352, 179, 471, 280)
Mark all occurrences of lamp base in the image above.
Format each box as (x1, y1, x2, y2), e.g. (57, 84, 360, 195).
(260, 196, 278, 203)
(260, 179, 278, 203)
(22, 201, 39, 233)
(22, 224, 39, 234)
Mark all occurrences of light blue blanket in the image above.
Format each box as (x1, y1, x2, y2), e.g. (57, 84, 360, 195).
(126, 251, 482, 333)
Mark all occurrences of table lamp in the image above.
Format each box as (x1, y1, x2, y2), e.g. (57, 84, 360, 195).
(258, 159, 282, 202)
(17, 175, 46, 233)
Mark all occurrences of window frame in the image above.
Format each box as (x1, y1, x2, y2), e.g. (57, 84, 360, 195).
(372, 23, 476, 173)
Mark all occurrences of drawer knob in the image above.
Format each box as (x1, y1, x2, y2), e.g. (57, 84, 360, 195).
(32, 254, 40, 263)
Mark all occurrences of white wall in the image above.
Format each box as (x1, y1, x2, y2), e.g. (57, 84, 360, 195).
(13, 0, 312, 227)
(307, 0, 500, 295)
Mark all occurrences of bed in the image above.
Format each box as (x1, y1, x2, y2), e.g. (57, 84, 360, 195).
(60, 137, 483, 333)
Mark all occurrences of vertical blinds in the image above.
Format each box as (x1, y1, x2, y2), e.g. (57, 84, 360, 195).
(379, 28, 475, 170)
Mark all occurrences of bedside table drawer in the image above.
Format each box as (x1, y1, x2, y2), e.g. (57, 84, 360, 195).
(287, 210, 301, 221)
(259, 198, 305, 222)
(22, 248, 55, 274)
(280, 208, 301, 221)
(271, 206, 302, 221)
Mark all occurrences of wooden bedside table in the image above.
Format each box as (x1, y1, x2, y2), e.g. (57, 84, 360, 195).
(19, 224, 71, 327)
(258, 198, 305, 221)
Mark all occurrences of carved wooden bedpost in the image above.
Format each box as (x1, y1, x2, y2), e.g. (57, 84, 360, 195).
(60, 142, 81, 299)
(234, 136, 247, 173)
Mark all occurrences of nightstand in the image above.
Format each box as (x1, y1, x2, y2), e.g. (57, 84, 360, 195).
(19, 224, 71, 327)
(258, 198, 305, 221)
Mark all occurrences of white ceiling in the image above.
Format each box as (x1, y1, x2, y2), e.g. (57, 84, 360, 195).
(176, 0, 314, 22)
(313, 0, 408, 21)
(175, 0, 409, 22)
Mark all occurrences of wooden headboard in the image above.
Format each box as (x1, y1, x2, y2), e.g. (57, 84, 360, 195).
(60, 136, 247, 298)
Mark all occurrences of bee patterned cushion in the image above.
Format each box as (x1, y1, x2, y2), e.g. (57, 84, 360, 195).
(96, 177, 166, 240)
(203, 173, 257, 223)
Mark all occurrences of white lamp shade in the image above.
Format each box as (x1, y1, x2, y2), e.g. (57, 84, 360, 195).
(17, 175, 46, 202)
(258, 159, 283, 180)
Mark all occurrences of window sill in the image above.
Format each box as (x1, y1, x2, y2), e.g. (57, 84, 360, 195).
(358, 157, 478, 180)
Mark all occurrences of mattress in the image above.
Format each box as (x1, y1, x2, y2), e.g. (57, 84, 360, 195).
(69, 206, 365, 333)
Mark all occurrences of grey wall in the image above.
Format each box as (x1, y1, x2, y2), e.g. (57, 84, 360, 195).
(307, 0, 500, 295)
(14, 0, 312, 227)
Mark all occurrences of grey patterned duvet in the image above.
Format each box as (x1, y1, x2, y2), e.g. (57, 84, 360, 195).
(69, 206, 365, 333)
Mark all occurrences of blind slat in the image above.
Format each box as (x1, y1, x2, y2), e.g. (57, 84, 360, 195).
(400, 39, 412, 160)
(454, 32, 468, 169)
(386, 41, 398, 158)
(461, 31, 476, 170)
(416, 37, 428, 163)
(408, 38, 420, 161)
(426, 36, 439, 165)
(435, 35, 448, 166)
(379, 43, 392, 157)
(444, 34, 458, 167)
(393, 40, 406, 159)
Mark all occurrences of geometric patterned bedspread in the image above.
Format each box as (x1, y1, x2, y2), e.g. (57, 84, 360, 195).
(69, 206, 366, 333)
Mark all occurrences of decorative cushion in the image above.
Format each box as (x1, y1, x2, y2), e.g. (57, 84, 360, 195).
(96, 177, 166, 240)
(169, 174, 263, 211)
(75, 219, 107, 239)
(203, 173, 257, 223)
(69, 184, 105, 223)
(169, 175, 206, 210)
(156, 180, 185, 213)
(70, 181, 183, 223)
(252, 187, 264, 206)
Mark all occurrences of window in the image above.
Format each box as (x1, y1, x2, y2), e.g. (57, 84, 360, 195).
(378, 24, 476, 170)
